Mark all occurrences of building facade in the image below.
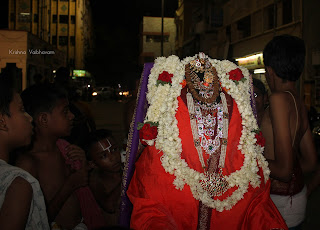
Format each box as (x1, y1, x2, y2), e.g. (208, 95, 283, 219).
(139, 16, 176, 65)
(176, 0, 320, 110)
(0, 30, 66, 90)
(7, 0, 94, 71)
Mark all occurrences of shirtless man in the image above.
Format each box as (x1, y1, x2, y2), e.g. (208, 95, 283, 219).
(261, 34, 317, 229)
(16, 83, 88, 229)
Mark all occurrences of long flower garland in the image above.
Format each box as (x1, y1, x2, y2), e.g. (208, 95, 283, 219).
(141, 54, 269, 211)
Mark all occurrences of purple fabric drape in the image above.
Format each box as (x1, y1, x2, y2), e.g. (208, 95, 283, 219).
(249, 75, 258, 122)
(119, 62, 154, 228)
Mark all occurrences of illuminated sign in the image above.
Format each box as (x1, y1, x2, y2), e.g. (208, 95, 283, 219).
(235, 53, 264, 70)
(73, 70, 91, 78)
(73, 70, 86, 77)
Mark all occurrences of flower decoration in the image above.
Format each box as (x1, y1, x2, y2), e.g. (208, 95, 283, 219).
(157, 71, 173, 86)
(180, 79, 187, 88)
(139, 54, 269, 212)
(255, 131, 266, 147)
(138, 122, 158, 146)
(228, 68, 246, 85)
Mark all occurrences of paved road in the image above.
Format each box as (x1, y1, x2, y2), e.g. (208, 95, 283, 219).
(88, 99, 128, 146)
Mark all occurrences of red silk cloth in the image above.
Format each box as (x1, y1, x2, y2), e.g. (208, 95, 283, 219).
(127, 97, 287, 230)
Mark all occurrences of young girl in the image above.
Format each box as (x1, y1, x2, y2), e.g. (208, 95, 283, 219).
(85, 129, 123, 227)
(0, 72, 50, 230)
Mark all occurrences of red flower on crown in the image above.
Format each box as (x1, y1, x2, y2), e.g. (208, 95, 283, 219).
(255, 131, 265, 147)
(229, 68, 244, 81)
(158, 71, 173, 84)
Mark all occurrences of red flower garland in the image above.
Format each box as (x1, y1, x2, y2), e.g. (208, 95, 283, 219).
(255, 131, 266, 147)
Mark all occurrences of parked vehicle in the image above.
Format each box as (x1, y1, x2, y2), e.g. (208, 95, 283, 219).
(92, 86, 114, 100)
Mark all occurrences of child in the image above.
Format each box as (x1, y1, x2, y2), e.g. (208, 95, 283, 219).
(0, 72, 50, 229)
(261, 34, 317, 229)
(253, 78, 268, 127)
(15, 82, 103, 230)
(85, 129, 123, 227)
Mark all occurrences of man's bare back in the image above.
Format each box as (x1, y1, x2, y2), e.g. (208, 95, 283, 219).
(261, 91, 313, 178)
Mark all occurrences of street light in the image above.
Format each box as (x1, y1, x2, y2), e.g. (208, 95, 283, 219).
(161, 0, 164, 56)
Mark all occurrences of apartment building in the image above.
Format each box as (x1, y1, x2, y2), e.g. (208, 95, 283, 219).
(8, 0, 93, 69)
(176, 0, 320, 109)
(139, 16, 176, 65)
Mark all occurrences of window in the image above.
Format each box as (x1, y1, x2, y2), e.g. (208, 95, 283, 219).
(265, 5, 275, 30)
(59, 36, 68, 46)
(52, 36, 57, 45)
(69, 58, 75, 67)
(237, 15, 251, 39)
(59, 15, 68, 24)
(211, 8, 223, 27)
(226, 25, 231, 37)
(283, 0, 292, 25)
(70, 36, 75, 46)
(146, 35, 169, 43)
(52, 15, 57, 23)
(33, 14, 38, 23)
(10, 13, 15, 22)
(18, 13, 31, 22)
(71, 15, 75, 24)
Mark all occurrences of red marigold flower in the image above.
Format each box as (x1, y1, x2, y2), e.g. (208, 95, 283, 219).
(180, 79, 187, 88)
(139, 123, 158, 146)
(255, 131, 265, 147)
(229, 68, 244, 81)
(158, 71, 173, 84)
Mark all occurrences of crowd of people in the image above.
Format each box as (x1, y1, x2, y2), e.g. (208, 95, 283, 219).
(0, 34, 319, 230)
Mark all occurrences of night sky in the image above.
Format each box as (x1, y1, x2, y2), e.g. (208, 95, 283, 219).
(89, 0, 178, 88)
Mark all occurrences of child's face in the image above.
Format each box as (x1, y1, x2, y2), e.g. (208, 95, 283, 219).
(253, 86, 266, 113)
(89, 137, 122, 172)
(47, 98, 74, 137)
(6, 93, 33, 148)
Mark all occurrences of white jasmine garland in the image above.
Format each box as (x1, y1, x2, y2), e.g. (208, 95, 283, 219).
(142, 54, 269, 211)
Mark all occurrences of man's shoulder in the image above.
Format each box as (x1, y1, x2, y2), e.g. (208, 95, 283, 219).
(269, 92, 292, 108)
(16, 152, 36, 165)
(15, 152, 40, 177)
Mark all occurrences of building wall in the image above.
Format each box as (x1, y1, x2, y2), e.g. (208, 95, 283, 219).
(0, 30, 66, 90)
(140, 16, 176, 64)
(303, 0, 320, 108)
(7, 0, 93, 71)
(217, 0, 302, 60)
(178, 0, 320, 106)
(175, 0, 203, 58)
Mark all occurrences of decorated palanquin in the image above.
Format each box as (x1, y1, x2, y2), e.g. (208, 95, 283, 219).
(124, 53, 288, 230)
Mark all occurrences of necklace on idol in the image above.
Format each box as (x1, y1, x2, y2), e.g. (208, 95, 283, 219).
(185, 56, 229, 197)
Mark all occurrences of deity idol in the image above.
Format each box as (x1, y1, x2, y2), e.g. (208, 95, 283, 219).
(120, 53, 288, 230)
